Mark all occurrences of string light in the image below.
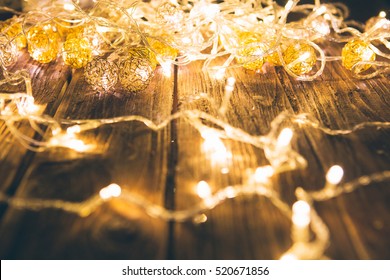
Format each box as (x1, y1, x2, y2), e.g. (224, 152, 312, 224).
(341, 39, 376, 73)
(0, 0, 389, 260)
(282, 41, 317, 76)
(84, 57, 119, 92)
(325, 165, 344, 185)
(62, 37, 93, 68)
(26, 23, 60, 63)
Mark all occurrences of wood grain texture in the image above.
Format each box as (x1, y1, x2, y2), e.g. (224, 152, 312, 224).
(0, 52, 71, 195)
(0, 42, 389, 259)
(0, 61, 175, 259)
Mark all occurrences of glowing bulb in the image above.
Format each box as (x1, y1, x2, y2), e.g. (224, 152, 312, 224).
(379, 11, 386, 18)
(49, 132, 92, 152)
(182, 37, 192, 45)
(221, 167, 229, 174)
(214, 69, 226, 80)
(324, 13, 331, 20)
(99, 184, 122, 200)
(63, 3, 75, 11)
(341, 40, 376, 73)
(326, 165, 344, 185)
(193, 213, 208, 224)
(311, 17, 331, 36)
(299, 52, 310, 61)
(66, 125, 81, 134)
(225, 76, 236, 92)
(92, 38, 99, 47)
(225, 186, 237, 198)
(196, 181, 211, 199)
(292, 200, 311, 227)
(25, 103, 40, 114)
(277, 128, 293, 147)
(254, 165, 274, 183)
(66, 138, 89, 152)
(202, 131, 230, 165)
(19, 98, 40, 115)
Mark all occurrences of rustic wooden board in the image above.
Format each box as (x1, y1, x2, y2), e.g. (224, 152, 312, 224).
(173, 45, 390, 259)
(0, 41, 389, 259)
(0, 52, 71, 198)
(0, 58, 175, 259)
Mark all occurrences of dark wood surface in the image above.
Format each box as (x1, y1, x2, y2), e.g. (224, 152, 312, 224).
(0, 41, 389, 259)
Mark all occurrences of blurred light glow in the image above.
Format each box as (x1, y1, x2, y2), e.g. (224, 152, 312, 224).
(292, 200, 311, 227)
(277, 128, 294, 147)
(326, 165, 344, 185)
(254, 165, 275, 183)
(99, 183, 122, 200)
(196, 181, 211, 198)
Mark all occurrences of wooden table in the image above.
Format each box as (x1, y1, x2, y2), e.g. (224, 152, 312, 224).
(0, 42, 389, 260)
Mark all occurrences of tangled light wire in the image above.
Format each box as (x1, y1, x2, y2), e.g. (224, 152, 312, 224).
(0, 0, 390, 259)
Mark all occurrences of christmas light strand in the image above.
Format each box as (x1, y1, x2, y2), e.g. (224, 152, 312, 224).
(0, 0, 389, 260)
(0, 0, 389, 88)
(1, 75, 390, 259)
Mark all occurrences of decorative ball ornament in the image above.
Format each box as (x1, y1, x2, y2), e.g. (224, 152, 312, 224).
(119, 56, 154, 92)
(128, 46, 157, 70)
(27, 24, 60, 63)
(84, 58, 119, 92)
(283, 41, 317, 75)
(1, 19, 27, 50)
(62, 37, 93, 69)
(146, 37, 178, 62)
(235, 32, 267, 71)
(0, 35, 18, 67)
(341, 39, 376, 73)
(156, 2, 184, 29)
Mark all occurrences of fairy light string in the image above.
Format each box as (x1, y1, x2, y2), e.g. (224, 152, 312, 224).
(0, 0, 389, 259)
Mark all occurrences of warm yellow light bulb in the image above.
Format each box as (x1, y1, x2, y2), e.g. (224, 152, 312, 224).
(326, 165, 344, 185)
(196, 181, 211, 198)
(341, 39, 376, 73)
(254, 165, 275, 183)
(27, 23, 59, 63)
(63, 3, 75, 11)
(1, 19, 27, 50)
(99, 184, 122, 200)
(146, 37, 178, 64)
(292, 200, 311, 227)
(201, 130, 230, 165)
(62, 37, 92, 69)
(277, 128, 293, 148)
(235, 32, 267, 71)
(283, 41, 317, 75)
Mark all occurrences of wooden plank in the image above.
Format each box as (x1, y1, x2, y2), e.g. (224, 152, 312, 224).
(274, 44, 390, 259)
(0, 52, 71, 196)
(0, 59, 175, 259)
(174, 61, 295, 259)
(174, 42, 390, 259)
(0, 41, 389, 260)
